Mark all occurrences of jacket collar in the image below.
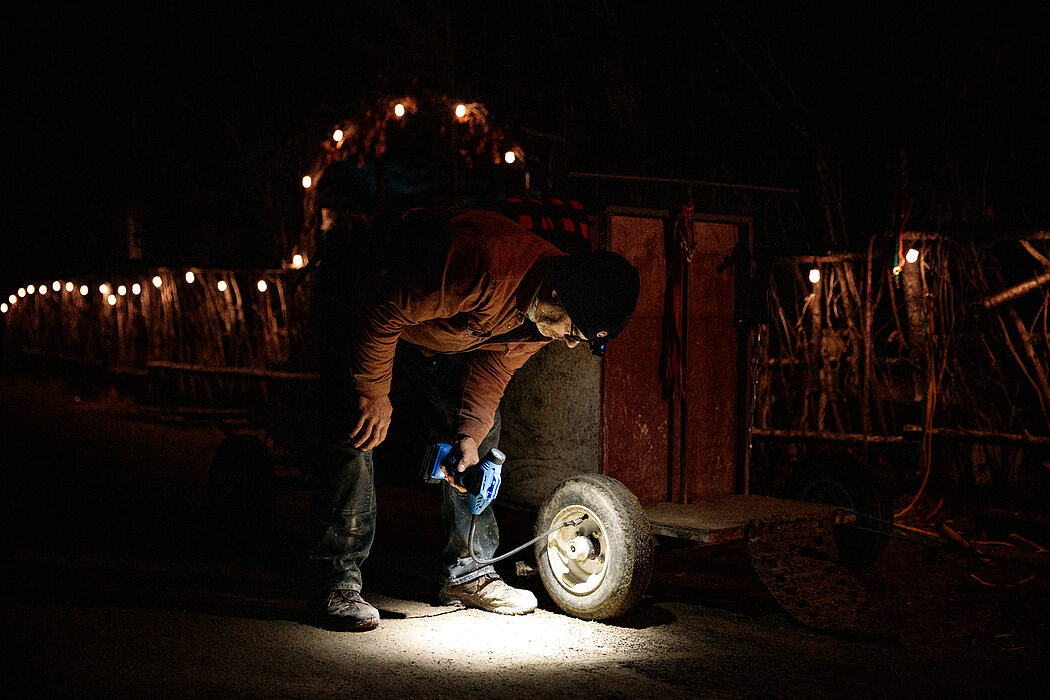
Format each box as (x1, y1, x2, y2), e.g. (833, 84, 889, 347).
(514, 253, 564, 315)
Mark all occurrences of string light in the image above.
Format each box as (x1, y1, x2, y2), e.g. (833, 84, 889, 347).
(905, 248, 920, 264)
(3, 99, 528, 350)
(1, 303, 7, 313)
(809, 268, 821, 284)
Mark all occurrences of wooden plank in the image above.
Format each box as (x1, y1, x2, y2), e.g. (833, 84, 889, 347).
(643, 494, 848, 544)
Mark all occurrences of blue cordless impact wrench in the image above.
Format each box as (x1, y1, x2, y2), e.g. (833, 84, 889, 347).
(422, 443, 505, 515)
(422, 443, 587, 567)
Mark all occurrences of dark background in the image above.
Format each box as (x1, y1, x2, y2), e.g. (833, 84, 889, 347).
(3, 2, 1048, 291)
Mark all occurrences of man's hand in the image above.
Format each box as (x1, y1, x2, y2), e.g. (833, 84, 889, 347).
(441, 436, 479, 493)
(351, 394, 393, 450)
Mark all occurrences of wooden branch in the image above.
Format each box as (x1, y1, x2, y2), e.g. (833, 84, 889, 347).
(1009, 307, 1050, 423)
(863, 238, 875, 438)
(768, 284, 797, 358)
(1020, 240, 1050, 268)
(902, 254, 926, 360)
(941, 523, 971, 550)
(973, 542, 1050, 568)
(754, 425, 1050, 447)
(982, 271, 1050, 308)
(751, 428, 911, 444)
(146, 361, 318, 381)
(981, 506, 1050, 527)
(905, 425, 1050, 447)
(994, 312, 1048, 421)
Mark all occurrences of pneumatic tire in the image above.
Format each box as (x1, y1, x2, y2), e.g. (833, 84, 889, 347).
(534, 474, 654, 620)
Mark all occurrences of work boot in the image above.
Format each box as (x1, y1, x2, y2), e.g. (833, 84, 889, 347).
(439, 573, 537, 615)
(313, 590, 380, 631)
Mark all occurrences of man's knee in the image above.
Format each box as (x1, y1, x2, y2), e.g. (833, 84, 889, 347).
(318, 440, 373, 482)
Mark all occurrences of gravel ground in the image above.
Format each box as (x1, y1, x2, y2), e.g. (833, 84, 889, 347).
(1, 376, 1048, 698)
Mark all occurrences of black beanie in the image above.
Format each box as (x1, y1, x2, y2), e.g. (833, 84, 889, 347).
(547, 249, 640, 355)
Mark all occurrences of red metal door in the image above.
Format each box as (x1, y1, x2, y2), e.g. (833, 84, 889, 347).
(602, 209, 743, 504)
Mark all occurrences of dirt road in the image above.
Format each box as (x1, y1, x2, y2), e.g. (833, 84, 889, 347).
(1, 376, 1047, 697)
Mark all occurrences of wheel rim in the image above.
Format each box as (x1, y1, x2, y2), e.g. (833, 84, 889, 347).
(544, 504, 608, 595)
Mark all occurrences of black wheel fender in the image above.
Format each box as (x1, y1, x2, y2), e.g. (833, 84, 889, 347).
(789, 455, 890, 569)
(534, 474, 654, 620)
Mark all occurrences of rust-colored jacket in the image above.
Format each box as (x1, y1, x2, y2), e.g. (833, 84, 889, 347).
(352, 209, 565, 443)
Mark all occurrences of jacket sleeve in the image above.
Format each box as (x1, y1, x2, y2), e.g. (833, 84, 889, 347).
(351, 276, 484, 399)
(455, 343, 547, 444)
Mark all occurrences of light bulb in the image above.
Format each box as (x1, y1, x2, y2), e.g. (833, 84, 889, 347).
(809, 268, 821, 284)
(905, 248, 919, 264)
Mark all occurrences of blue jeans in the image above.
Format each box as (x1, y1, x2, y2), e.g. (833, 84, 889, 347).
(308, 344, 501, 592)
